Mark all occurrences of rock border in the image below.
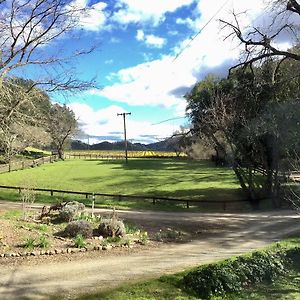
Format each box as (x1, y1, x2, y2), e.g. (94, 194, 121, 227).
(0, 242, 135, 258)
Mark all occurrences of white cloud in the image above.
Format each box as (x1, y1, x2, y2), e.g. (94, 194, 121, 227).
(176, 17, 195, 28)
(104, 59, 114, 64)
(89, 0, 290, 122)
(135, 30, 166, 48)
(136, 29, 145, 41)
(68, 103, 176, 143)
(90, 55, 194, 108)
(69, 0, 108, 31)
(144, 34, 166, 48)
(112, 0, 195, 26)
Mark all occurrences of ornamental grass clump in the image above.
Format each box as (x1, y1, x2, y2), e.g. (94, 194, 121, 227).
(73, 234, 87, 248)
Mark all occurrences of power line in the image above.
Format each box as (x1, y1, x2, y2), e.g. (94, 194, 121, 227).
(173, 0, 231, 62)
(151, 116, 186, 125)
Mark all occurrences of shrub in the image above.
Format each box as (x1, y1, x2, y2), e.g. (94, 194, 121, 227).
(63, 220, 93, 238)
(183, 249, 288, 299)
(59, 201, 85, 222)
(73, 234, 86, 248)
(98, 218, 126, 238)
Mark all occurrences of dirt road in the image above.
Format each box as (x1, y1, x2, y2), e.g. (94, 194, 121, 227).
(0, 205, 300, 300)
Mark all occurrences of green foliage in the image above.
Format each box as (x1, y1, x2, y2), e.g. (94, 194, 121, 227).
(183, 249, 291, 299)
(106, 236, 121, 243)
(154, 228, 184, 241)
(138, 232, 148, 245)
(75, 212, 101, 223)
(124, 222, 140, 234)
(63, 220, 93, 238)
(22, 236, 35, 250)
(37, 235, 50, 248)
(73, 234, 86, 248)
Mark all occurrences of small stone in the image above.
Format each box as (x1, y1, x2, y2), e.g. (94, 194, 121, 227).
(40, 251, 45, 255)
(102, 245, 112, 251)
(4, 253, 11, 257)
(30, 251, 36, 256)
(55, 249, 62, 254)
(67, 248, 72, 253)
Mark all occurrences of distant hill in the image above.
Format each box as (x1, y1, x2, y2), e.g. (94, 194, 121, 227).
(70, 139, 176, 152)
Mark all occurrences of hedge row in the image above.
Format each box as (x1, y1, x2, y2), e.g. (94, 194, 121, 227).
(183, 247, 300, 299)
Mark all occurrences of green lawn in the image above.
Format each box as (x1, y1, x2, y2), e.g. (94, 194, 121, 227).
(0, 159, 241, 200)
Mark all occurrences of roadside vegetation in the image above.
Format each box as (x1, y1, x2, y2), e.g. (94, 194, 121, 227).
(74, 238, 300, 300)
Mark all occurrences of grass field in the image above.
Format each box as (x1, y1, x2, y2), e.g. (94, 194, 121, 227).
(0, 158, 244, 209)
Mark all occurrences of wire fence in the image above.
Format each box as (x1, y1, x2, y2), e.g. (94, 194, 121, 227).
(0, 155, 58, 174)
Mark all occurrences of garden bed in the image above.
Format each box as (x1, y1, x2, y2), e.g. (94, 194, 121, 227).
(0, 205, 148, 260)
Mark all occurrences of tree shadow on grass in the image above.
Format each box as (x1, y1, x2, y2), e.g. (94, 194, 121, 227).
(96, 159, 217, 172)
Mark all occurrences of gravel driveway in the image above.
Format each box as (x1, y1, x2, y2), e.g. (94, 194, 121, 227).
(0, 201, 299, 300)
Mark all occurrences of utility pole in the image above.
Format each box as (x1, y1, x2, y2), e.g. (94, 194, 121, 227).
(117, 112, 131, 163)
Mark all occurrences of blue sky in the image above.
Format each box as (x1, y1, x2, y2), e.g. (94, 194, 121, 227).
(45, 0, 287, 144)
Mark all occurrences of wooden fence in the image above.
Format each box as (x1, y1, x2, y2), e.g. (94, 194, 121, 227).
(65, 153, 124, 160)
(64, 153, 185, 160)
(0, 184, 249, 210)
(0, 155, 58, 174)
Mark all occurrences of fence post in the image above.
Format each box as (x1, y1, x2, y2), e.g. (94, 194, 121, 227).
(50, 190, 53, 196)
(186, 201, 189, 209)
(92, 193, 95, 218)
(85, 193, 88, 199)
(152, 198, 156, 205)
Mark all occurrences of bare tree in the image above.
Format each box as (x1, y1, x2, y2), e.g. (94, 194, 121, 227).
(220, 0, 300, 72)
(0, 0, 95, 88)
(0, 0, 97, 163)
(46, 103, 78, 159)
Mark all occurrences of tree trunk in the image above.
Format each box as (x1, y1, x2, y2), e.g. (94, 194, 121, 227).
(57, 147, 64, 160)
(233, 164, 260, 209)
